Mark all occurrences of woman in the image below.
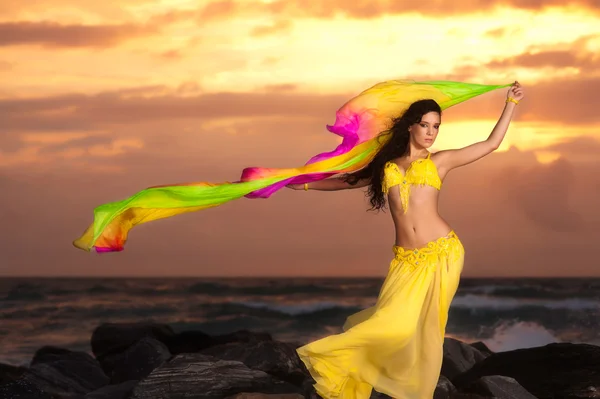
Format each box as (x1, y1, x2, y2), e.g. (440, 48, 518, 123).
(287, 82, 525, 399)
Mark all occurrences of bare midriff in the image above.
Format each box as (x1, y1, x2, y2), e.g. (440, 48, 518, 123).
(388, 185, 452, 249)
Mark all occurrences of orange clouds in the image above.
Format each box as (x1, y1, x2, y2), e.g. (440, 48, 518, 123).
(251, 20, 293, 37)
(196, 0, 600, 21)
(1, 0, 599, 278)
(1, 133, 599, 277)
(0, 88, 345, 133)
(0, 21, 156, 48)
(2, 75, 600, 140)
(484, 35, 600, 71)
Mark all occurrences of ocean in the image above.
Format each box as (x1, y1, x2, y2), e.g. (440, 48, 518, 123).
(0, 277, 599, 366)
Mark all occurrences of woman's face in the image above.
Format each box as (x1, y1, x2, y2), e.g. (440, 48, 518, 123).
(409, 111, 441, 148)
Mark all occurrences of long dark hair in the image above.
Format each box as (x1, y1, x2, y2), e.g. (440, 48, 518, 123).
(343, 99, 442, 211)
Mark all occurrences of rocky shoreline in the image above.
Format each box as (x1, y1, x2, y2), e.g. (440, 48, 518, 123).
(1, 322, 599, 399)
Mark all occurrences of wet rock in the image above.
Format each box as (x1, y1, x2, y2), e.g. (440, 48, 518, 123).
(462, 375, 538, 398)
(452, 342, 600, 399)
(441, 338, 489, 380)
(130, 353, 301, 399)
(224, 394, 304, 399)
(0, 378, 54, 399)
(91, 323, 175, 360)
(166, 329, 272, 355)
(21, 346, 108, 397)
(84, 380, 139, 399)
(200, 340, 306, 386)
(0, 363, 27, 385)
(433, 375, 457, 399)
(109, 337, 171, 384)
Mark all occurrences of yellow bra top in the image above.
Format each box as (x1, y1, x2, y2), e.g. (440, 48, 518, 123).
(382, 152, 442, 213)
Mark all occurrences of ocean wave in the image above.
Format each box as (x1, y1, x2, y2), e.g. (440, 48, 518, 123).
(452, 294, 600, 310)
(187, 282, 346, 296)
(242, 301, 359, 316)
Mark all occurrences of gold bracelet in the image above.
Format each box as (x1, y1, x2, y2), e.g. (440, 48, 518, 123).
(304, 183, 308, 191)
(506, 97, 519, 105)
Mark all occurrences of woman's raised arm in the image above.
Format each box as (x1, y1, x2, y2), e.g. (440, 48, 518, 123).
(436, 81, 525, 173)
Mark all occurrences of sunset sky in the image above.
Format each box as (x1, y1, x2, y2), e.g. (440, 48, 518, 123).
(1, 0, 599, 277)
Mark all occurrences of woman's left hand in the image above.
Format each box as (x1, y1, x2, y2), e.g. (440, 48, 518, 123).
(508, 81, 525, 101)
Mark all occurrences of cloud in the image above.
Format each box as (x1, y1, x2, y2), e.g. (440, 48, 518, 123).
(200, 0, 239, 20)
(501, 154, 583, 231)
(486, 50, 600, 71)
(2, 73, 600, 136)
(544, 135, 600, 156)
(0, 87, 345, 133)
(0, 0, 160, 20)
(197, 0, 600, 21)
(0, 7, 197, 49)
(0, 60, 13, 70)
(0, 21, 156, 48)
(484, 26, 523, 39)
(250, 20, 292, 37)
(1, 133, 599, 277)
(481, 34, 600, 70)
(262, 83, 298, 92)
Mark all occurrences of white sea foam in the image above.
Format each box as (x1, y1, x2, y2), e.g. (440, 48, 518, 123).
(482, 321, 561, 352)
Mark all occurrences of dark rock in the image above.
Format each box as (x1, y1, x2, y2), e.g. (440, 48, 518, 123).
(441, 338, 489, 380)
(91, 323, 176, 360)
(224, 395, 304, 399)
(462, 375, 538, 398)
(213, 330, 273, 345)
(130, 353, 302, 399)
(32, 347, 97, 367)
(200, 340, 305, 386)
(0, 378, 54, 399)
(161, 330, 214, 354)
(110, 337, 171, 384)
(0, 363, 27, 385)
(469, 341, 494, 356)
(452, 342, 600, 399)
(16, 347, 109, 397)
(302, 379, 392, 399)
(91, 323, 271, 362)
(84, 380, 139, 399)
(166, 329, 272, 355)
(301, 378, 318, 399)
(433, 375, 456, 399)
(369, 390, 391, 398)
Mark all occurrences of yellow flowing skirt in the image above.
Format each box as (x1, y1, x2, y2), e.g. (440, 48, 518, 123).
(297, 231, 465, 399)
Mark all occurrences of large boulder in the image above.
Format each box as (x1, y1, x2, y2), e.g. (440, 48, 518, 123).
(109, 337, 171, 383)
(29, 346, 109, 392)
(91, 323, 272, 362)
(130, 353, 301, 399)
(166, 329, 273, 355)
(460, 376, 538, 398)
(91, 323, 176, 360)
(0, 363, 27, 385)
(433, 375, 457, 399)
(441, 338, 489, 380)
(1, 347, 109, 398)
(84, 380, 139, 399)
(452, 342, 600, 398)
(0, 378, 55, 399)
(225, 395, 304, 399)
(200, 340, 306, 385)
